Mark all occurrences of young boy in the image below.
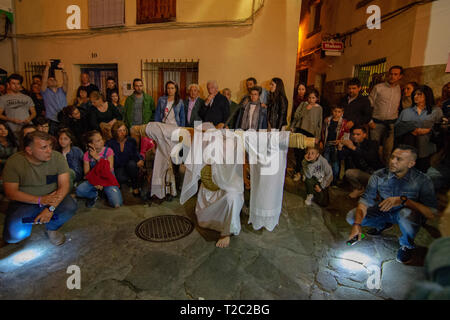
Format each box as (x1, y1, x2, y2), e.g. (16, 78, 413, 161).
(35, 116, 58, 148)
(301, 145, 333, 207)
(35, 116, 50, 133)
(321, 105, 350, 185)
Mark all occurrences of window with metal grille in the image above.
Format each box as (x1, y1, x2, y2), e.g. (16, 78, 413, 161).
(354, 58, 387, 96)
(137, 0, 176, 24)
(24, 61, 46, 90)
(141, 59, 199, 102)
(89, 0, 125, 28)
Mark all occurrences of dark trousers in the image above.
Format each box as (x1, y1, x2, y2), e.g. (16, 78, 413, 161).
(323, 144, 340, 183)
(3, 195, 78, 244)
(305, 176, 329, 207)
(415, 156, 431, 173)
(345, 169, 371, 190)
(294, 149, 305, 173)
(115, 160, 140, 189)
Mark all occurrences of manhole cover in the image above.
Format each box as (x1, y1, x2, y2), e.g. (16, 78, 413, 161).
(135, 215, 194, 242)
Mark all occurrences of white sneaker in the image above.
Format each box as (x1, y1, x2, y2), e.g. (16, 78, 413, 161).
(305, 194, 314, 206)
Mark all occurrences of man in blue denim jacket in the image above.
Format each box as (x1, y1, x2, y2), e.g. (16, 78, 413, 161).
(346, 144, 438, 264)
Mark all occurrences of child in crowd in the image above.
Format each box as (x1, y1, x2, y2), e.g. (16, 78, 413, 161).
(57, 128, 84, 186)
(61, 105, 89, 147)
(18, 124, 36, 150)
(321, 105, 350, 185)
(301, 145, 333, 207)
(291, 88, 323, 182)
(35, 116, 50, 133)
(35, 116, 57, 148)
(74, 87, 90, 112)
(76, 130, 123, 208)
(111, 91, 124, 116)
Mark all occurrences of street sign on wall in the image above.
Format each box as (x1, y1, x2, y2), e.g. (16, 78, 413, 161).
(322, 41, 344, 56)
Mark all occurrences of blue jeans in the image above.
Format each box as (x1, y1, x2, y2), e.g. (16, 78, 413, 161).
(346, 205, 426, 248)
(323, 144, 340, 183)
(3, 195, 78, 244)
(76, 181, 123, 208)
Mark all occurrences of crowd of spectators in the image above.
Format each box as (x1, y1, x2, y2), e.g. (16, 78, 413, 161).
(0, 63, 448, 265)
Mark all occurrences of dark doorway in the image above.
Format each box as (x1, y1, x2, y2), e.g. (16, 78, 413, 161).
(299, 69, 308, 85)
(80, 64, 118, 98)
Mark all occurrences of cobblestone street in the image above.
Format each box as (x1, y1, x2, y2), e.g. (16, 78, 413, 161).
(0, 178, 440, 300)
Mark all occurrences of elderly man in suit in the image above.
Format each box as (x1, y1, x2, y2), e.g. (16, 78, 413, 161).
(199, 80, 230, 128)
(184, 83, 204, 127)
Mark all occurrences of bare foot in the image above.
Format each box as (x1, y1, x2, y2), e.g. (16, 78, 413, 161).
(216, 236, 230, 248)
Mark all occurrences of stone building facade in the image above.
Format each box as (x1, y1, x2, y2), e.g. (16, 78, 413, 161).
(0, 0, 302, 114)
(296, 0, 450, 107)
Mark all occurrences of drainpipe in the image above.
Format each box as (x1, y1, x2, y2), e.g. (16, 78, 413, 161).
(11, 0, 18, 73)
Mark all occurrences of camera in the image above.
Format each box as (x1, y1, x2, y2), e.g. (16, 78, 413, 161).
(50, 59, 62, 70)
(48, 59, 62, 78)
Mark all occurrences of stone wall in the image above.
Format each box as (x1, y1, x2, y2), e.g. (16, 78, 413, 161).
(322, 64, 450, 108)
(403, 64, 450, 100)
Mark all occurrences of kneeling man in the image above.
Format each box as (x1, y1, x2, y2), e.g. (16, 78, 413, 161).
(347, 145, 437, 264)
(2, 131, 77, 246)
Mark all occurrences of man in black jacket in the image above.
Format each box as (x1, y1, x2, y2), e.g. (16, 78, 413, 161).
(340, 78, 372, 130)
(341, 126, 383, 198)
(199, 80, 230, 128)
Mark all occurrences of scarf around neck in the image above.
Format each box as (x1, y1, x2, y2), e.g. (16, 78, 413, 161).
(241, 101, 261, 130)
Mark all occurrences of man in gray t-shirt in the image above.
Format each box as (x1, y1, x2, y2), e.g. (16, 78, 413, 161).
(0, 74, 36, 136)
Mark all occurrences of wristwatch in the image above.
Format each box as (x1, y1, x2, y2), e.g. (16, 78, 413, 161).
(400, 195, 408, 206)
(48, 205, 56, 212)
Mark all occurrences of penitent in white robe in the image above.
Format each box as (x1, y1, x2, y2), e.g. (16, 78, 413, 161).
(145, 122, 180, 199)
(195, 164, 244, 236)
(244, 130, 290, 231)
(180, 128, 244, 236)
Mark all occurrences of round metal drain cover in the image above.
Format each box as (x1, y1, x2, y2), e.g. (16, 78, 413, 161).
(135, 215, 194, 242)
